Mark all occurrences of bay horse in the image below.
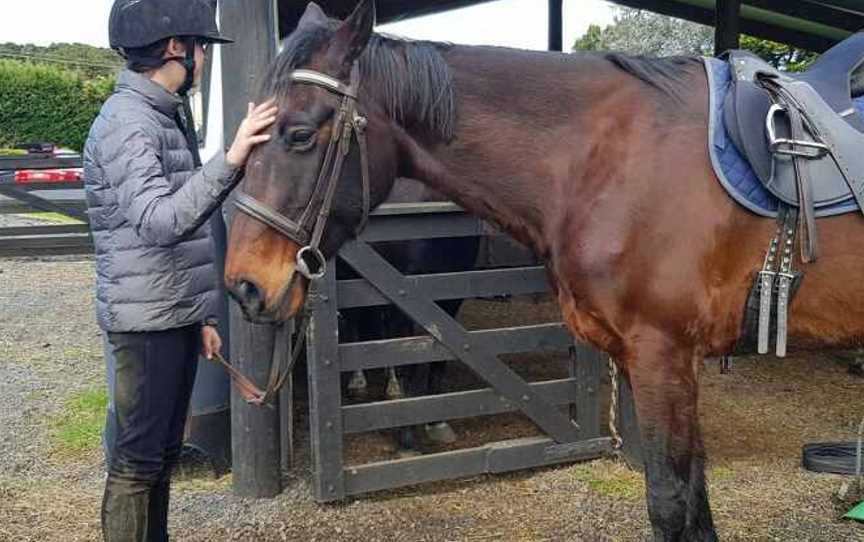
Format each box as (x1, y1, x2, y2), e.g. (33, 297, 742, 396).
(224, 1, 864, 539)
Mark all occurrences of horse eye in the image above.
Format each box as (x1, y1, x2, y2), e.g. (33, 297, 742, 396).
(286, 127, 317, 151)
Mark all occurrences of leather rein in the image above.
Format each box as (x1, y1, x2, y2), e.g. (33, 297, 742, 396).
(215, 65, 371, 406)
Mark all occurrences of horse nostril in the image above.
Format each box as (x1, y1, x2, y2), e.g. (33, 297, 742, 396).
(236, 280, 265, 313)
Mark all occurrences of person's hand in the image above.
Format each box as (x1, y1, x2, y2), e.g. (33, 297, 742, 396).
(226, 99, 278, 167)
(201, 325, 223, 360)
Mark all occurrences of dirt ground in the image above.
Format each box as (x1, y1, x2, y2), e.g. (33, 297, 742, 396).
(2, 256, 864, 541)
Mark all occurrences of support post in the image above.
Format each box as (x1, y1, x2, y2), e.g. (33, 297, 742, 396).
(220, 0, 282, 498)
(278, 322, 294, 474)
(714, 0, 742, 55)
(306, 270, 346, 501)
(548, 0, 564, 52)
(617, 376, 644, 471)
(570, 344, 601, 439)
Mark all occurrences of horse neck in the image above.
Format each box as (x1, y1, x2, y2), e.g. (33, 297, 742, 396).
(393, 46, 634, 257)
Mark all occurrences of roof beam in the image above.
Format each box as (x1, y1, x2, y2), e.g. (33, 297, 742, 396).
(746, 0, 864, 32)
(278, 0, 497, 37)
(608, 0, 852, 51)
(714, 0, 742, 54)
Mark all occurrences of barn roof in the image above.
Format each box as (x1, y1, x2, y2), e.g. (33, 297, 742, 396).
(277, 0, 864, 52)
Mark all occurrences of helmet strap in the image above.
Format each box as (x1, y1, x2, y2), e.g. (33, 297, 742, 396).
(165, 37, 197, 96)
(168, 38, 203, 168)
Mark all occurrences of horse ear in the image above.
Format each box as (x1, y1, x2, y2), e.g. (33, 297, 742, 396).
(332, 0, 376, 64)
(298, 1, 328, 26)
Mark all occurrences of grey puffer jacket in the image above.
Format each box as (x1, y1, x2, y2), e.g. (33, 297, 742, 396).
(84, 70, 242, 332)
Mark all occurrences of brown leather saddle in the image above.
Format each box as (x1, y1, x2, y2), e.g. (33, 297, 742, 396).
(723, 32, 864, 262)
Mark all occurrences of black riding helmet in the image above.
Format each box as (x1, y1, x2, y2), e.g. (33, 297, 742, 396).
(109, 0, 232, 49)
(109, 0, 233, 95)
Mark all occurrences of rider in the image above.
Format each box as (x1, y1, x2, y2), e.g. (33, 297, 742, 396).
(85, 1, 276, 540)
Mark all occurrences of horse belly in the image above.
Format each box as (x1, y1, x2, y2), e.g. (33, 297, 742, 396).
(789, 215, 864, 348)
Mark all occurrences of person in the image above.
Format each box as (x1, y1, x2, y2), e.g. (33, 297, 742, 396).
(84, 1, 277, 540)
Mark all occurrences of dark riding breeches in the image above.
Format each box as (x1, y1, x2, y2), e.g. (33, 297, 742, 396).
(101, 325, 199, 542)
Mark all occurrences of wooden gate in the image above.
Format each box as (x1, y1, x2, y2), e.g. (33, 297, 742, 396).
(304, 203, 620, 501)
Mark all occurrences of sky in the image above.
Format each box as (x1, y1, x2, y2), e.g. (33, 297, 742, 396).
(0, 0, 618, 51)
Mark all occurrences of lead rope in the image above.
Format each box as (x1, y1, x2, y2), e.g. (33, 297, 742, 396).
(212, 315, 310, 406)
(608, 356, 624, 453)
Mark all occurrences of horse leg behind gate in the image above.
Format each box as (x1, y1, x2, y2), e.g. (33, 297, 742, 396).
(625, 327, 716, 542)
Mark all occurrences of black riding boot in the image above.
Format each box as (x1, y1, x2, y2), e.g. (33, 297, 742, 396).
(147, 479, 171, 542)
(101, 478, 149, 542)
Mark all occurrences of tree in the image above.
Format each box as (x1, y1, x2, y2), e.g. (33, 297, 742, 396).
(738, 35, 817, 72)
(0, 60, 114, 151)
(573, 9, 714, 57)
(573, 8, 817, 71)
(0, 43, 120, 150)
(0, 42, 122, 78)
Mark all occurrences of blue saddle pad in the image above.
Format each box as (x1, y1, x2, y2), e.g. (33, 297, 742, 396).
(704, 57, 864, 217)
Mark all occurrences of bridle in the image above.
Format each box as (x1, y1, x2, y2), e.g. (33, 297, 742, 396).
(214, 64, 371, 406)
(233, 64, 371, 281)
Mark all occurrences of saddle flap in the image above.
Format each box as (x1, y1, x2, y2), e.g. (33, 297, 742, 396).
(724, 80, 773, 185)
(724, 78, 864, 207)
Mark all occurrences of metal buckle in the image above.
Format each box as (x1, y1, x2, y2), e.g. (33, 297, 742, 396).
(766, 104, 828, 158)
(353, 113, 368, 133)
(296, 246, 327, 281)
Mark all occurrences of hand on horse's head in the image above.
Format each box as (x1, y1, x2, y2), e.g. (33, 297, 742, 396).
(226, 99, 278, 168)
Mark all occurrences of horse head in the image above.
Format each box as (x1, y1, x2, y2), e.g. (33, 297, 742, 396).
(225, 0, 400, 322)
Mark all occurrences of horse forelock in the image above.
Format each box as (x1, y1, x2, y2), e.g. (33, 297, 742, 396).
(262, 24, 457, 142)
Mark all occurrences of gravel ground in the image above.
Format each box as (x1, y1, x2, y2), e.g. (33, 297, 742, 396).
(1, 257, 864, 541)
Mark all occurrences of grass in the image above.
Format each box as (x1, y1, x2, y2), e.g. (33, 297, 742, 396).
(173, 474, 233, 493)
(50, 387, 108, 456)
(568, 460, 645, 500)
(15, 212, 84, 225)
(710, 465, 735, 481)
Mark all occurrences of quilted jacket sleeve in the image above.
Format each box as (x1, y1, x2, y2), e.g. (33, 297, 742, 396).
(100, 122, 243, 247)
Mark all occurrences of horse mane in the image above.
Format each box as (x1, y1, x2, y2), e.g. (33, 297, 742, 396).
(267, 21, 700, 136)
(602, 53, 702, 103)
(264, 23, 457, 141)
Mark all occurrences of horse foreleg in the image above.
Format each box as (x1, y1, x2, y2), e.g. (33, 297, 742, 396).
(626, 333, 716, 542)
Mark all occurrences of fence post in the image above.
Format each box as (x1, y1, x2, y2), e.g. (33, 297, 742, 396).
(220, 0, 282, 498)
(306, 270, 346, 501)
(571, 344, 601, 438)
(617, 376, 644, 471)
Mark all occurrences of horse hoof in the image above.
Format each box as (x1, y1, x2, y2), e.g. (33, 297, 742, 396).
(425, 421, 457, 444)
(347, 370, 368, 390)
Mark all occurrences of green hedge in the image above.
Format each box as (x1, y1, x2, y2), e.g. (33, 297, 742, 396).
(0, 60, 115, 152)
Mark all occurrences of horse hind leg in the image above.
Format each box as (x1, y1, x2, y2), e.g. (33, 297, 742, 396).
(625, 330, 717, 542)
(346, 370, 369, 399)
(385, 366, 421, 456)
(424, 361, 457, 444)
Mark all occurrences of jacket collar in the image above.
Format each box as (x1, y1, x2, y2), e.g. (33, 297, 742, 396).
(116, 69, 183, 117)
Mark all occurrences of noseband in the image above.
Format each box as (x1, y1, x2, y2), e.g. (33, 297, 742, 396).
(233, 64, 371, 281)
